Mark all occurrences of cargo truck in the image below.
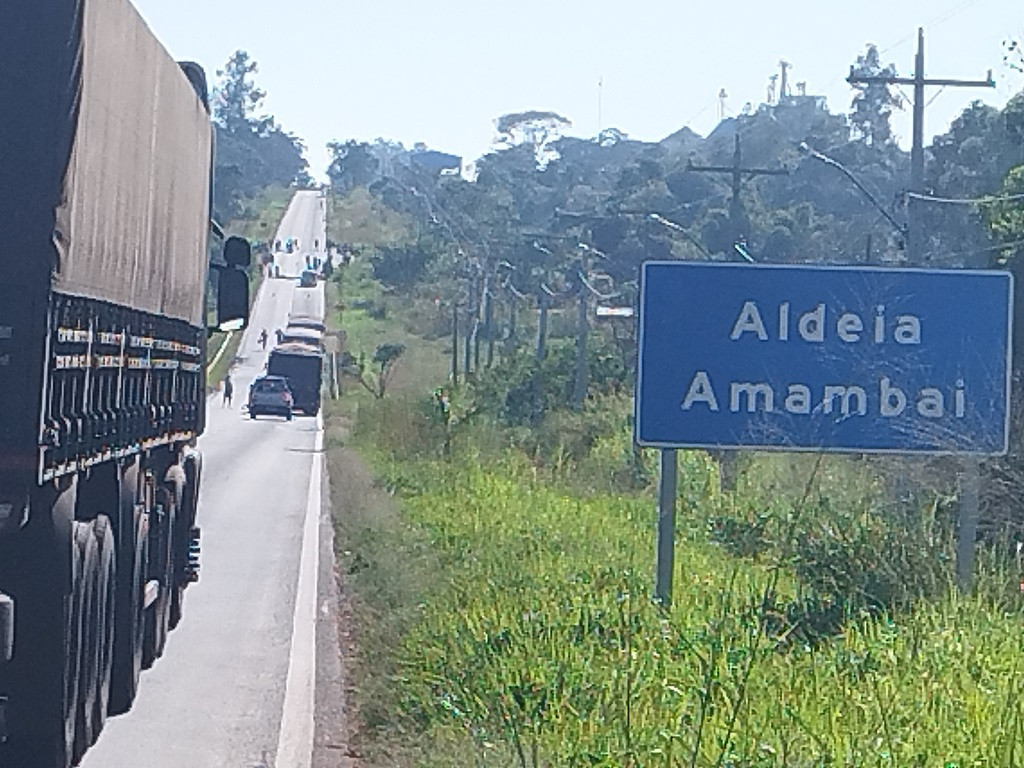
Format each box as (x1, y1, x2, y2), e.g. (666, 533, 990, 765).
(267, 345, 324, 417)
(0, 1, 250, 766)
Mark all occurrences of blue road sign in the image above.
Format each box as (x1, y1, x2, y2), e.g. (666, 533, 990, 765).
(635, 262, 1013, 455)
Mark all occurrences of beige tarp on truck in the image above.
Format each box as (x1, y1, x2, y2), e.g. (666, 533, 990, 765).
(55, 0, 212, 327)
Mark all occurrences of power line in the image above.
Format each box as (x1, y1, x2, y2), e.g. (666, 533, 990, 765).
(907, 190, 1024, 205)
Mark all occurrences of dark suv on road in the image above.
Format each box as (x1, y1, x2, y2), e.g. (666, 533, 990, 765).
(247, 375, 294, 420)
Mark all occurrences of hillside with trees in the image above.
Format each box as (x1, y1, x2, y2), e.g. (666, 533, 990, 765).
(211, 50, 311, 223)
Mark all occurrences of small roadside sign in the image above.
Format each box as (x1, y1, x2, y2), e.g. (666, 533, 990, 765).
(596, 306, 635, 318)
(635, 261, 1012, 455)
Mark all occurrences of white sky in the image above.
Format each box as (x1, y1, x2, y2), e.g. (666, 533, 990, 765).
(131, 0, 1023, 179)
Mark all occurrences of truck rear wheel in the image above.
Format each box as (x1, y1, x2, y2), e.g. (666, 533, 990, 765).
(109, 506, 147, 715)
(142, 489, 175, 669)
(72, 521, 100, 763)
(3, 520, 88, 768)
(90, 516, 116, 738)
(170, 457, 199, 630)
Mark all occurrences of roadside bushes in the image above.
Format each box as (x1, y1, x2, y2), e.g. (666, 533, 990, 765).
(466, 337, 629, 427)
(707, 453, 960, 638)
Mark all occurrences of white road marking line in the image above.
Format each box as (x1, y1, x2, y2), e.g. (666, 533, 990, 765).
(204, 330, 235, 377)
(275, 410, 323, 768)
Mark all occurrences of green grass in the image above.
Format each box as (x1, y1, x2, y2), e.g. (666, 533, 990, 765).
(205, 329, 240, 393)
(225, 183, 294, 245)
(340, 437, 1024, 768)
(327, 187, 414, 248)
(328, 259, 450, 399)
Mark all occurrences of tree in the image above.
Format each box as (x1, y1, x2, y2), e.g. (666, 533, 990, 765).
(326, 140, 381, 192)
(355, 343, 406, 399)
(984, 165, 1024, 264)
(1004, 91, 1024, 147)
(372, 236, 442, 290)
(597, 127, 628, 147)
(849, 45, 902, 146)
(210, 51, 310, 221)
(213, 50, 270, 136)
(494, 110, 572, 168)
(1005, 39, 1024, 75)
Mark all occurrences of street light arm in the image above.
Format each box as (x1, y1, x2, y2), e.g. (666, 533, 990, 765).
(507, 283, 530, 301)
(648, 214, 712, 258)
(578, 242, 609, 260)
(799, 143, 907, 240)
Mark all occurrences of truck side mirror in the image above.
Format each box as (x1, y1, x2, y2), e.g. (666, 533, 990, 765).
(224, 235, 251, 268)
(217, 267, 249, 331)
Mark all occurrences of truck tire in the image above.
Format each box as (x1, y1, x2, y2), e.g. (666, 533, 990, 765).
(170, 455, 200, 630)
(7, 526, 86, 768)
(8, 519, 90, 768)
(54, 524, 87, 768)
(72, 522, 100, 763)
(108, 505, 147, 715)
(142, 489, 175, 669)
(91, 516, 116, 735)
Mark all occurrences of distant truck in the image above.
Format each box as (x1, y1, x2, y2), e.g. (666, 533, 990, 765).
(0, 2, 249, 766)
(286, 313, 327, 334)
(279, 327, 325, 351)
(268, 344, 323, 416)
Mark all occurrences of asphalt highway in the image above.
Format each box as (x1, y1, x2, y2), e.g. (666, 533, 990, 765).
(83, 190, 332, 768)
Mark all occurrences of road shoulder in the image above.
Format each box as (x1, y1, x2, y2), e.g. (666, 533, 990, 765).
(314, 442, 362, 768)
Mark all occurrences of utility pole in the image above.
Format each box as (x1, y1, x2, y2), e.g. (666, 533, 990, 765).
(846, 28, 993, 263)
(463, 307, 474, 379)
(779, 59, 791, 102)
(472, 272, 489, 373)
(450, 301, 459, 386)
(688, 132, 789, 257)
(687, 131, 788, 491)
(484, 285, 496, 369)
(848, 29, 994, 593)
(570, 269, 589, 411)
(506, 299, 517, 356)
(535, 289, 551, 361)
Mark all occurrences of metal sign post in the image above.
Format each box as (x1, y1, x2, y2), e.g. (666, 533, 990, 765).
(956, 459, 981, 591)
(654, 449, 677, 606)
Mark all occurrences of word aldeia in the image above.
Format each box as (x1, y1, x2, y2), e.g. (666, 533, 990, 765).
(730, 302, 922, 344)
(682, 373, 965, 419)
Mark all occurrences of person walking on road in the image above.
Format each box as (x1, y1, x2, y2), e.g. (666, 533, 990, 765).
(222, 374, 234, 407)
(259, 328, 268, 349)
